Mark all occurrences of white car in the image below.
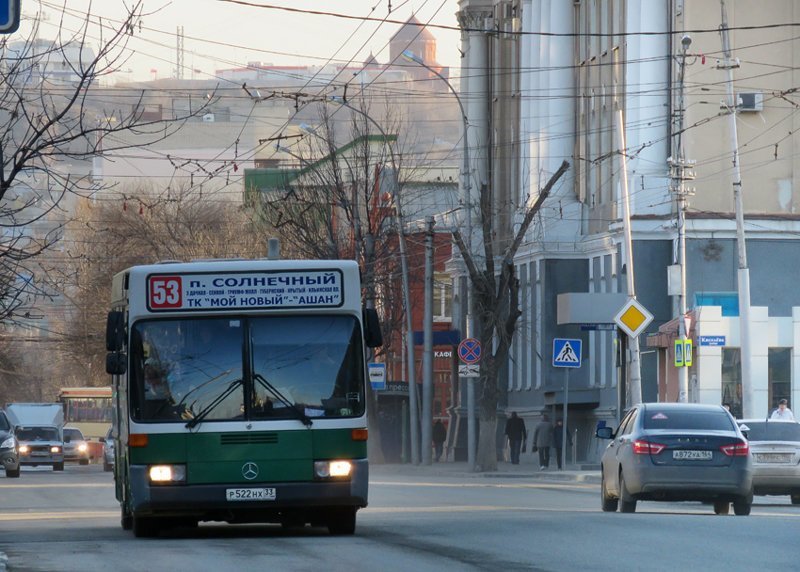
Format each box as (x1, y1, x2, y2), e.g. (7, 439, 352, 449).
(739, 419, 800, 504)
(62, 427, 90, 465)
(102, 427, 115, 472)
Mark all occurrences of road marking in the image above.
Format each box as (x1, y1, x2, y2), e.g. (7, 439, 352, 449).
(0, 483, 114, 489)
(2, 505, 799, 522)
(0, 511, 118, 521)
(371, 481, 595, 491)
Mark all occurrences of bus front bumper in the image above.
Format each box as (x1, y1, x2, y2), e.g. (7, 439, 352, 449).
(128, 459, 368, 520)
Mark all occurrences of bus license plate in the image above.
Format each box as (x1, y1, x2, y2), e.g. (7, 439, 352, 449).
(673, 450, 712, 460)
(226, 488, 276, 501)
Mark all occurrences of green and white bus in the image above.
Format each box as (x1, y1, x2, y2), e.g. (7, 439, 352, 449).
(105, 258, 382, 537)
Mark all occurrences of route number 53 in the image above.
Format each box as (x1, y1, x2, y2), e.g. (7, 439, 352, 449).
(149, 276, 182, 309)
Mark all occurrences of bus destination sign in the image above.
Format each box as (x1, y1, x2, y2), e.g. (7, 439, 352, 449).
(146, 270, 344, 311)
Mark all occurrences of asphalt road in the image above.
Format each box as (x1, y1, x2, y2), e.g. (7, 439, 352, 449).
(1, 463, 798, 571)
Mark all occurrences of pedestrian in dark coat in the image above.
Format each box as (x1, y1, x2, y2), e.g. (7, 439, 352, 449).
(532, 414, 554, 470)
(432, 420, 447, 462)
(504, 412, 527, 464)
(553, 418, 573, 470)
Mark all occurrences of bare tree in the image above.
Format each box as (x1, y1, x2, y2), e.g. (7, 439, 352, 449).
(248, 99, 425, 462)
(53, 183, 266, 389)
(452, 161, 570, 471)
(0, 1, 213, 323)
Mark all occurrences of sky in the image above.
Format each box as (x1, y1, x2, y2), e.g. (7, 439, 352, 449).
(20, 0, 462, 82)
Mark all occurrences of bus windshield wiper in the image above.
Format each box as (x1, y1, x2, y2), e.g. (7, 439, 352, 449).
(185, 378, 243, 429)
(253, 373, 313, 427)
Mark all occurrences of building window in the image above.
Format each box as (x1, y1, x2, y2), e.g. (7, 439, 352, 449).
(768, 348, 791, 413)
(721, 348, 742, 419)
(433, 272, 452, 322)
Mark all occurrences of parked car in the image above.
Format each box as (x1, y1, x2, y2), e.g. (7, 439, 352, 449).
(597, 403, 753, 515)
(62, 427, 90, 465)
(15, 425, 64, 471)
(738, 419, 800, 504)
(0, 411, 20, 478)
(101, 427, 114, 472)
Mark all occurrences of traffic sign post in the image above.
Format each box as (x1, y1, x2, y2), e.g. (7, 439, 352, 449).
(458, 338, 482, 365)
(552, 338, 582, 471)
(552, 338, 582, 368)
(674, 339, 685, 367)
(614, 298, 654, 338)
(0, 1, 20, 34)
(368, 363, 386, 390)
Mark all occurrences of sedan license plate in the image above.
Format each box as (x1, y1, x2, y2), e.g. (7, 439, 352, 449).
(226, 488, 276, 502)
(673, 450, 712, 460)
(755, 453, 793, 464)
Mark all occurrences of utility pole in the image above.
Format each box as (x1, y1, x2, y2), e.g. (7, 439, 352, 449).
(617, 109, 643, 406)
(421, 216, 435, 465)
(175, 26, 185, 80)
(718, 0, 754, 418)
(670, 35, 696, 403)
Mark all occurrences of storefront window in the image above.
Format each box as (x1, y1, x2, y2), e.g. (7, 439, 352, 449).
(768, 348, 791, 413)
(721, 348, 742, 419)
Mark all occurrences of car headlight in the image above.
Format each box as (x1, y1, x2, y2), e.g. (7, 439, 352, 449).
(0, 436, 14, 449)
(148, 464, 186, 484)
(50, 446, 61, 454)
(314, 460, 353, 479)
(18, 444, 29, 455)
(77, 443, 88, 453)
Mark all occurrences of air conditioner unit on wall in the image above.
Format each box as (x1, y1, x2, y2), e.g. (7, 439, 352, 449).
(737, 92, 763, 112)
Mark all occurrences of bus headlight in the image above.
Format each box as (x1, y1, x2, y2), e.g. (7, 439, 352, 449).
(148, 464, 186, 484)
(314, 460, 352, 479)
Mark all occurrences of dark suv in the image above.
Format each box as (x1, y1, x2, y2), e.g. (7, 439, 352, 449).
(0, 411, 20, 478)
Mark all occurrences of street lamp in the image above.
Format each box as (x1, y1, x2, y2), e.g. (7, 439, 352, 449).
(328, 95, 421, 466)
(401, 50, 477, 471)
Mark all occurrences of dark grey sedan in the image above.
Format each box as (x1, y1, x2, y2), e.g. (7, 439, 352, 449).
(597, 403, 753, 515)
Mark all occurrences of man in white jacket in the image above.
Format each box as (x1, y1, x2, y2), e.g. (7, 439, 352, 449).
(770, 399, 795, 421)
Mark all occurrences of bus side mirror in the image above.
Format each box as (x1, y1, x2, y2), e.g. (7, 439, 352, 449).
(106, 352, 127, 375)
(106, 311, 126, 351)
(363, 308, 383, 349)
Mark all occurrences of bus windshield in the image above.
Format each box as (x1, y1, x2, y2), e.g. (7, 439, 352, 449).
(130, 315, 364, 423)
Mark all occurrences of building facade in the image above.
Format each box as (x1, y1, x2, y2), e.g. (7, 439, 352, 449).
(455, 0, 800, 463)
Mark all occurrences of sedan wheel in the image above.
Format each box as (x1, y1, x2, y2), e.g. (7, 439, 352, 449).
(713, 501, 730, 515)
(601, 472, 618, 512)
(618, 472, 637, 513)
(732, 495, 752, 516)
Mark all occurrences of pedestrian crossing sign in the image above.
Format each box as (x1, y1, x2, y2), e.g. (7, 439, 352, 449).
(553, 338, 582, 368)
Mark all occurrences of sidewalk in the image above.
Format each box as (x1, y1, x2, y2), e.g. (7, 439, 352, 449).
(371, 460, 601, 484)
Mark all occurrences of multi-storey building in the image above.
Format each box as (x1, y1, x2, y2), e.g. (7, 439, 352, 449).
(454, 0, 800, 463)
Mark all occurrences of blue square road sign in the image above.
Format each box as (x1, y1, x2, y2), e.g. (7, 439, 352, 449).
(553, 338, 582, 368)
(0, 1, 20, 34)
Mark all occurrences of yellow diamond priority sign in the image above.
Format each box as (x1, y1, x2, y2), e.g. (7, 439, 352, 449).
(614, 298, 654, 338)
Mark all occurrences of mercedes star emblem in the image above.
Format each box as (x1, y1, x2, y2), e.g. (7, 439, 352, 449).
(242, 461, 259, 480)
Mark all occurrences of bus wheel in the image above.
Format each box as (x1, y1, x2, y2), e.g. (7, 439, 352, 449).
(132, 516, 161, 538)
(327, 508, 356, 536)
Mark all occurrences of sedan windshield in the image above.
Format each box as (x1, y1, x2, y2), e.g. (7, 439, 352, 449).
(17, 427, 59, 441)
(743, 422, 800, 442)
